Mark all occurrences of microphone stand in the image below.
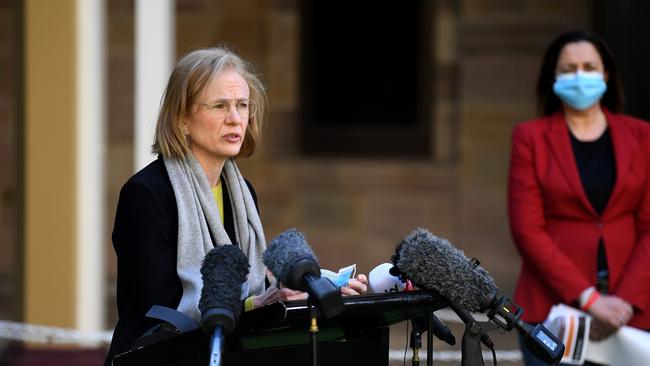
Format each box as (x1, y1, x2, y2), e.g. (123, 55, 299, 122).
(209, 326, 224, 366)
(461, 317, 502, 366)
(427, 312, 433, 366)
(409, 320, 422, 366)
(451, 305, 497, 366)
(410, 312, 435, 366)
(308, 297, 319, 366)
(461, 320, 485, 366)
(300, 275, 342, 366)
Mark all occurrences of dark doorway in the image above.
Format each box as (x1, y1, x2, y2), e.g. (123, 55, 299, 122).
(593, 0, 650, 121)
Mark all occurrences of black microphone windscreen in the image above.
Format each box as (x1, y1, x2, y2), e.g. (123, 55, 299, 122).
(199, 244, 249, 333)
(263, 229, 320, 290)
(392, 228, 498, 312)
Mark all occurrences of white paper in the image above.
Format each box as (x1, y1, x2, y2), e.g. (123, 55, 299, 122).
(545, 303, 650, 366)
(586, 325, 650, 366)
(544, 304, 591, 365)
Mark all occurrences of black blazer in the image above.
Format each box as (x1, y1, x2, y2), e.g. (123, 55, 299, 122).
(104, 157, 258, 365)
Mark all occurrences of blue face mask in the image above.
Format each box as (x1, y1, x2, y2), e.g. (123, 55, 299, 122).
(553, 71, 607, 110)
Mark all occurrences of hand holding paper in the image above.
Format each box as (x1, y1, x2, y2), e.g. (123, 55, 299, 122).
(320, 264, 357, 288)
(545, 303, 650, 366)
(321, 264, 368, 295)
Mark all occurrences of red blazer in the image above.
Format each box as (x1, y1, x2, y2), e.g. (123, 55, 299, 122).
(508, 110, 650, 328)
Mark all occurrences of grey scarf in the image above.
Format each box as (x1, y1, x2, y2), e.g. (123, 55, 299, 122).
(164, 155, 266, 321)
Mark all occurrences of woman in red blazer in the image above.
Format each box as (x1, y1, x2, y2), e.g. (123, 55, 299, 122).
(508, 30, 650, 364)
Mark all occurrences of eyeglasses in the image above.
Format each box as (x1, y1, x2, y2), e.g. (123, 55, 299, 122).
(195, 99, 258, 119)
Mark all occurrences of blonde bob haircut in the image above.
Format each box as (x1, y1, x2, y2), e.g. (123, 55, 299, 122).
(152, 46, 267, 159)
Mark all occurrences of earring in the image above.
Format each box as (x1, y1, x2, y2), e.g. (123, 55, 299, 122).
(183, 125, 189, 135)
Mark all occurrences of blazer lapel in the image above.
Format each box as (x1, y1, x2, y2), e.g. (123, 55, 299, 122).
(603, 110, 632, 216)
(544, 111, 598, 217)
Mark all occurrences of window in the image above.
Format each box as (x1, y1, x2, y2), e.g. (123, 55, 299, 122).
(300, 0, 432, 157)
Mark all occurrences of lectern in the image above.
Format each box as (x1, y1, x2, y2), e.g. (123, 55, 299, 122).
(112, 291, 446, 366)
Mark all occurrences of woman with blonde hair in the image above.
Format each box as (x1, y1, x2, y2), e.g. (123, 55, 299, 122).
(104, 47, 367, 364)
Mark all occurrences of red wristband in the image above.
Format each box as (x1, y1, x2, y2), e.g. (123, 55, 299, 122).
(581, 291, 601, 311)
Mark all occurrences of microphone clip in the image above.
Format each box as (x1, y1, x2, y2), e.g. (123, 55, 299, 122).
(486, 296, 524, 332)
(486, 296, 565, 365)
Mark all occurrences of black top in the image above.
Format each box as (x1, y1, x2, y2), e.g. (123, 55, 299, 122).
(570, 128, 616, 215)
(104, 157, 258, 365)
(570, 128, 616, 291)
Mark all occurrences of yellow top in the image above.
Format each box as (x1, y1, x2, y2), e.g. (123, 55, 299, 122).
(211, 180, 224, 223)
(212, 180, 258, 311)
(244, 296, 256, 312)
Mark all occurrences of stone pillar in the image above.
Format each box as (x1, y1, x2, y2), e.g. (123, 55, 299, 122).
(24, 0, 106, 330)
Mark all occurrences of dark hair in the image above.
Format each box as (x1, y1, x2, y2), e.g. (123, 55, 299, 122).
(536, 30, 624, 115)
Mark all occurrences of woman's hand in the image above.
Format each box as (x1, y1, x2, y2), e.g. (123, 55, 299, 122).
(341, 274, 368, 296)
(587, 294, 633, 340)
(589, 318, 617, 341)
(254, 273, 369, 307)
(252, 286, 307, 308)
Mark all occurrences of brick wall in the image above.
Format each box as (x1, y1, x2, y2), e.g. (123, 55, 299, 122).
(102, 0, 591, 329)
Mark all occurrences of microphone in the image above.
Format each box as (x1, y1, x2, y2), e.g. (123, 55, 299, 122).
(199, 244, 250, 366)
(391, 228, 564, 365)
(369, 262, 455, 346)
(368, 263, 405, 293)
(391, 228, 497, 312)
(263, 229, 344, 318)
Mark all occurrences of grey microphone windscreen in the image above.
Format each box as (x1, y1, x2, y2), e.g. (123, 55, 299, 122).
(263, 228, 320, 290)
(199, 244, 249, 334)
(392, 228, 498, 312)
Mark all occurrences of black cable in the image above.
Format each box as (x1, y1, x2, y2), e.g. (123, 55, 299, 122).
(403, 320, 409, 366)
